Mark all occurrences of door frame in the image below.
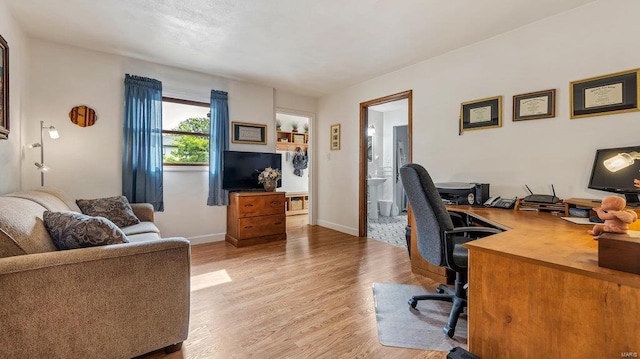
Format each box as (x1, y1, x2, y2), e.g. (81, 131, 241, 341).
(275, 107, 316, 225)
(358, 90, 413, 237)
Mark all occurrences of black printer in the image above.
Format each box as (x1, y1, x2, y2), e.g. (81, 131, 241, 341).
(435, 182, 489, 206)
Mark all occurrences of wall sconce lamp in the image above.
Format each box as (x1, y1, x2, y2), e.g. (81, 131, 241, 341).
(30, 121, 59, 186)
(368, 125, 376, 136)
(604, 151, 640, 172)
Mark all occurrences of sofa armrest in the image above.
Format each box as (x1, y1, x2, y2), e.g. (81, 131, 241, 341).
(130, 202, 155, 222)
(0, 238, 190, 358)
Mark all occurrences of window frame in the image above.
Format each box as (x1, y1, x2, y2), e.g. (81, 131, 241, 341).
(162, 96, 210, 167)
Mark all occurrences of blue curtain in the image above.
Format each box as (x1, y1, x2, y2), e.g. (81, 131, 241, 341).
(122, 74, 164, 211)
(207, 90, 229, 206)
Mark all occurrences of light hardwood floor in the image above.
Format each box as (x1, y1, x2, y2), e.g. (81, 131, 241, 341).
(138, 224, 445, 359)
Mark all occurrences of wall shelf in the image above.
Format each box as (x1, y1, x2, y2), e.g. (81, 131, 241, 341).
(276, 131, 308, 151)
(285, 192, 308, 216)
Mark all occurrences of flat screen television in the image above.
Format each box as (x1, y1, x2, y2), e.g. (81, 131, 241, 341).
(588, 145, 640, 206)
(222, 150, 282, 191)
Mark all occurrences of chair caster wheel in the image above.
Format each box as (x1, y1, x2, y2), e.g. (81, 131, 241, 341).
(443, 326, 454, 338)
(408, 299, 417, 308)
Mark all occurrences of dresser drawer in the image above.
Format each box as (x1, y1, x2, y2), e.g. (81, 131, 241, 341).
(236, 194, 285, 217)
(237, 214, 286, 239)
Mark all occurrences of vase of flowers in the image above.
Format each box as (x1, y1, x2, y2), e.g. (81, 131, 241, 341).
(258, 167, 281, 192)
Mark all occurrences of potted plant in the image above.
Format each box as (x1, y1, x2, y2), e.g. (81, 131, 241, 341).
(291, 121, 299, 132)
(303, 123, 309, 133)
(276, 119, 282, 131)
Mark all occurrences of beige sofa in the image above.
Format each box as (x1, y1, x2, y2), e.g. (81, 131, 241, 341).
(0, 188, 190, 358)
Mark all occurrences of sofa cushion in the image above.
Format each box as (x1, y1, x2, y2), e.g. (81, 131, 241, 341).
(121, 222, 160, 236)
(76, 196, 140, 228)
(0, 197, 57, 258)
(43, 211, 129, 250)
(126, 232, 162, 243)
(7, 190, 77, 212)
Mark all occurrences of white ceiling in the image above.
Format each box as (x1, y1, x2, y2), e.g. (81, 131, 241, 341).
(5, 0, 596, 97)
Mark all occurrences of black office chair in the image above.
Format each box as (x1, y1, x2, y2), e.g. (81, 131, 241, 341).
(399, 163, 502, 338)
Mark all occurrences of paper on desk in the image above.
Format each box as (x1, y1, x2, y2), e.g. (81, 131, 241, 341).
(561, 217, 592, 225)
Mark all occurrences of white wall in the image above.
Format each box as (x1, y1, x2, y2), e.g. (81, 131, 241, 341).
(0, 1, 27, 194)
(21, 39, 315, 244)
(316, 0, 640, 235)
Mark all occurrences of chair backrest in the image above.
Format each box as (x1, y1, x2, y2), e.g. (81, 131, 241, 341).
(399, 163, 454, 267)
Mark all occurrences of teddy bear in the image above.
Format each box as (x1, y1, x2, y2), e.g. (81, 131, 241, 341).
(588, 195, 638, 237)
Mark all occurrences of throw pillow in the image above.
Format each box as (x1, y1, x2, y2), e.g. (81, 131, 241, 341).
(76, 196, 140, 228)
(43, 211, 129, 250)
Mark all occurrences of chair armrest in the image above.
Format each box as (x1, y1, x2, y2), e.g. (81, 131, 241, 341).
(0, 238, 190, 358)
(445, 226, 503, 237)
(443, 226, 503, 272)
(130, 202, 155, 222)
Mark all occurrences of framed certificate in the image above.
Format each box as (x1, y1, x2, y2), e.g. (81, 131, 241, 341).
(231, 122, 267, 145)
(570, 69, 640, 119)
(460, 96, 502, 132)
(513, 89, 556, 121)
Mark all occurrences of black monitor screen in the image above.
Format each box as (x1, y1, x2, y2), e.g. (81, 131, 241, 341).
(588, 145, 640, 205)
(222, 151, 282, 191)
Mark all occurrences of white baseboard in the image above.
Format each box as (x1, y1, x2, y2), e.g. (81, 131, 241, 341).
(187, 233, 226, 245)
(316, 220, 358, 237)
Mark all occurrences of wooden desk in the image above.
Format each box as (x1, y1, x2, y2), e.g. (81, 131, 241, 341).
(454, 207, 640, 358)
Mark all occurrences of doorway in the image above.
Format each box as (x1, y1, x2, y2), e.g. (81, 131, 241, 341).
(358, 90, 412, 238)
(275, 110, 313, 227)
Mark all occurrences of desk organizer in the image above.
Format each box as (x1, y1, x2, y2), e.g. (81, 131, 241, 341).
(598, 231, 640, 275)
(514, 198, 569, 216)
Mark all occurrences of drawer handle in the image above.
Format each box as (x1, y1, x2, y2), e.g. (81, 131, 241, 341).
(271, 201, 280, 205)
(274, 222, 283, 225)
(244, 225, 253, 229)
(244, 204, 254, 207)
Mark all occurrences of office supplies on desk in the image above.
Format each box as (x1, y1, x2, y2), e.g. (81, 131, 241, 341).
(523, 184, 560, 204)
(435, 182, 489, 206)
(484, 196, 517, 209)
(560, 216, 592, 225)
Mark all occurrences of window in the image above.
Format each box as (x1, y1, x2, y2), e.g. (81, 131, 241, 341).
(162, 97, 210, 165)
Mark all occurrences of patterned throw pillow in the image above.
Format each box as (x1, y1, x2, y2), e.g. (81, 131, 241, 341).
(43, 211, 129, 250)
(76, 196, 140, 228)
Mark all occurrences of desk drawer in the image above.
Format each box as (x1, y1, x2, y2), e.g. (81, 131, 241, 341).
(238, 214, 285, 239)
(237, 195, 285, 217)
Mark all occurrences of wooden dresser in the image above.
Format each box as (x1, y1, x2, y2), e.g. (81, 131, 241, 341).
(226, 192, 287, 247)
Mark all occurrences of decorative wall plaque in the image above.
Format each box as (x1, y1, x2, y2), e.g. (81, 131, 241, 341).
(69, 105, 97, 127)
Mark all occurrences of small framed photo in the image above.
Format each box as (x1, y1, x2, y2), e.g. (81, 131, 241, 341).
(513, 89, 556, 121)
(0, 34, 9, 140)
(231, 122, 267, 145)
(570, 69, 640, 119)
(460, 96, 502, 132)
(330, 123, 340, 150)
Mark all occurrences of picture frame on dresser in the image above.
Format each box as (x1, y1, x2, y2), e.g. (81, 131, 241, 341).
(0, 34, 9, 140)
(570, 68, 640, 119)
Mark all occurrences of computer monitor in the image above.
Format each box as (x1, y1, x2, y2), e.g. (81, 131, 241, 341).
(588, 145, 640, 207)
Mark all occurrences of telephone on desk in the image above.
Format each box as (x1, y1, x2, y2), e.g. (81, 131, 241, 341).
(484, 196, 517, 209)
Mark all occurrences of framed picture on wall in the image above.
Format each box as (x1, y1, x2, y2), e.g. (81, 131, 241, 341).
(513, 89, 556, 121)
(570, 68, 640, 119)
(460, 96, 502, 132)
(0, 34, 9, 140)
(231, 122, 267, 145)
(330, 123, 340, 150)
